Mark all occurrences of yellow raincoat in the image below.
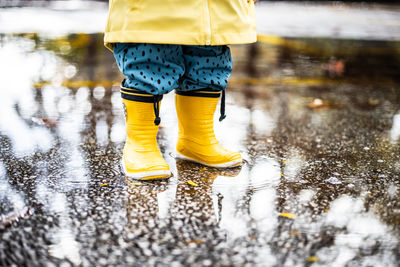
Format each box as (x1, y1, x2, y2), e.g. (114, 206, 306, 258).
(104, 0, 257, 50)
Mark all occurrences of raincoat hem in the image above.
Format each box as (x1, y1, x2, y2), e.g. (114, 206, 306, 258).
(104, 31, 257, 51)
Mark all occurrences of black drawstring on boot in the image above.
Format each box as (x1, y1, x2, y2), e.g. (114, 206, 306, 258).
(153, 95, 162, 126)
(219, 89, 226, 121)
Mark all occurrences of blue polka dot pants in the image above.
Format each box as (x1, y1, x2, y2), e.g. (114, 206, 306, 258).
(113, 43, 232, 95)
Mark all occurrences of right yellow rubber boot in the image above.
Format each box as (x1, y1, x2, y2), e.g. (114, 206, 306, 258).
(175, 90, 242, 168)
(121, 87, 171, 180)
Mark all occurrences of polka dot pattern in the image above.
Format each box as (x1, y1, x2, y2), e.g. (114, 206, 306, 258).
(113, 43, 232, 95)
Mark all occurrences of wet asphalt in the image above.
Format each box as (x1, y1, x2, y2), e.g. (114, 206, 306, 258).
(0, 32, 400, 266)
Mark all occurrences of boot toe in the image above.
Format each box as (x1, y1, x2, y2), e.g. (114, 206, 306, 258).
(123, 156, 171, 180)
(221, 151, 242, 167)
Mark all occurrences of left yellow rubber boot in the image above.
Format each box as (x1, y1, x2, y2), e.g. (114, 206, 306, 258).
(121, 88, 171, 180)
(175, 90, 242, 168)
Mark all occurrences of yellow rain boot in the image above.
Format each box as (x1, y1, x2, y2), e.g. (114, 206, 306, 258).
(121, 87, 171, 180)
(175, 90, 242, 168)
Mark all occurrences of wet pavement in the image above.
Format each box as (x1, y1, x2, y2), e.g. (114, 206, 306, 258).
(1, 16, 400, 267)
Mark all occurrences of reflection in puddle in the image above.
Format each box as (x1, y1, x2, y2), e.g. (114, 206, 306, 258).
(95, 117, 108, 147)
(389, 111, 400, 143)
(250, 187, 277, 230)
(249, 157, 281, 189)
(0, 40, 55, 156)
(297, 189, 315, 204)
(0, 33, 399, 266)
(317, 195, 398, 265)
(283, 149, 305, 183)
(251, 109, 276, 136)
(0, 162, 26, 217)
(49, 228, 82, 265)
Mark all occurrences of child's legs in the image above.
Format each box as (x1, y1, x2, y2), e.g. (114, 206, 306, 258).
(178, 45, 232, 92)
(113, 43, 185, 95)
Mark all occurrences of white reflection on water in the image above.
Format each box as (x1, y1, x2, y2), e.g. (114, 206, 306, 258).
(96, 117, 108, 146)
(250, 188, 277, 228)
(249, 158, 279, 234)
(93, 86, 105, 100)
(110, 91, 126, 143)
(54, 85, 90, 189)
(212, 157, 280, 263)
(251, 109, 276, 136)
(64, 64, 77, 79)
(326, 195, 386, 236)
(157, 184, 177, 220)
(111, 119, 125, 143)
(387, 183, 397, 198)
(37, 185, 82, 265)
(389, 111, 400, 143)
(325, 195, 364, 228)
(35, 170, 89, 265)
(158, 92, 179, 179)
(57, 89, 73, 114)
(312, 195, 398, 265)
(249, 157, 281, 188)
(111, 90, 124, 115)
(213, 165, 250, 240)
(298, 189, 315, 204)
(215, 95, 250, 160)
(0, 99, 54, 157)
(283, 149, 305, 182)
(0, 39, 55, 156)
(49, 228, 82, 265)
(76, 87, 92, 115)
(42, 85, 60, 118)
(0, 162, 26, 215)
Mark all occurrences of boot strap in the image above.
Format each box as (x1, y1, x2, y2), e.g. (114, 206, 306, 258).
(120, 86, 163, 126)
(175, 89, 226, 122)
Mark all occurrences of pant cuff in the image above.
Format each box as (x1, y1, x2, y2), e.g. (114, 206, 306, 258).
(175, 89, 222, 98)
(120, 86, 163, 103)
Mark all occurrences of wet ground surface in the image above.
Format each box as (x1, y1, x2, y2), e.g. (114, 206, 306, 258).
(1, 31, 400, 266)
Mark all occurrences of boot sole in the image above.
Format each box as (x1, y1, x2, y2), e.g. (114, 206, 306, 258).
(121, 160, 172, 181)
(175, 151, 242, 168)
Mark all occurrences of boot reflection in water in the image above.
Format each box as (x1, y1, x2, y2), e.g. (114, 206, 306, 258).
(112, 43, 244, 180)
(125, 180, 170, 237)
(172, 160, 242, 230)
(124, 162, 241, 242)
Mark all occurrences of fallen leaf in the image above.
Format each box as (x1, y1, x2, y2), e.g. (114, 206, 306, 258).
(199, 167, 206, 172)
(132, 182, 144, 186)
(280, 213, 296, 219)
(184, 239, 204, 245)
(31, 117, 58, 127)
(322, 57, 345, 78)
(282, 160, 298, 163)
(187, 181, 199, 187)
(0, 207, 31, 230)
(289, 231, 301, 235)
(100, 183, 108, 187)
(307, 256, 320, 262)
(307, 98, 343, 110)
(369, 99, 379, 106)
(355, 99, 379, 110)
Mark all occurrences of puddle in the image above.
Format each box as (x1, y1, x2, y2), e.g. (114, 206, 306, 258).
(0, 32, 399, 266)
